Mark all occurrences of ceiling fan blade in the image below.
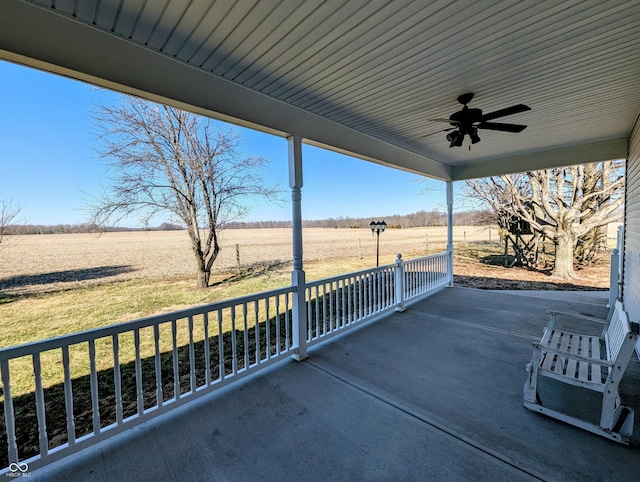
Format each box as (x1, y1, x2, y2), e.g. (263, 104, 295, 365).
(429, 118, 458, 124)
(481, 104, 531, 121)
(409, 127, 456, 143)
(477, 122, 527, 133)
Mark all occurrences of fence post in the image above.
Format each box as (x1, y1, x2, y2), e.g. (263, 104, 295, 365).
(609, 248, 620, 308)
(395, 253, 406, 312)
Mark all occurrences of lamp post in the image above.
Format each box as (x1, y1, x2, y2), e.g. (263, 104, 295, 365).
(369, 220, 387, 266)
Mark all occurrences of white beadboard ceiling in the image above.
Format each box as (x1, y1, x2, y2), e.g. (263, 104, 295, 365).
(1, 0, 639, 180)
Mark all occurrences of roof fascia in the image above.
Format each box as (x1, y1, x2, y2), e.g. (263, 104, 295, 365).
(451, 139, 628, 181)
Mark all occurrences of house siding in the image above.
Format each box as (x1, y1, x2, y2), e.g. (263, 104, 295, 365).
(623, 117, 640, 354)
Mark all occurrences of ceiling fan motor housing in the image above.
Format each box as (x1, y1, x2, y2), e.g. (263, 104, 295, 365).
(449, 107, 483, 133)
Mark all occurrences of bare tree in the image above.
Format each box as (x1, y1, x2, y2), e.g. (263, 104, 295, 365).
(90, 96, 279, 288)
(465, 161, 624, 278)
(0, 196, 22, 247)
(575, 161, 618, 263)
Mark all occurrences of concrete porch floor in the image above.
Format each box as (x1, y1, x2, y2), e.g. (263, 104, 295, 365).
(35, 287, 640, 481)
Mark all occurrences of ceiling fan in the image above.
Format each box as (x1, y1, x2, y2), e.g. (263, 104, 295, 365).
(433, 93, 531, 148)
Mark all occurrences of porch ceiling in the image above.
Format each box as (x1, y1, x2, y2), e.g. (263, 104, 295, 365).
(1, 1, 638, 180)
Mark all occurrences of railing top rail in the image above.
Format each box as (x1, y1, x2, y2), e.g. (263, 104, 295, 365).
(305, 262, 396, 287)
(0, 285, 295, 361)
(403, 251, 448, 264)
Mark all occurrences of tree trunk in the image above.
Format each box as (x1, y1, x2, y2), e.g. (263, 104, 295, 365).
(196, 266, 210, 289)
(553, 233, 576, 278)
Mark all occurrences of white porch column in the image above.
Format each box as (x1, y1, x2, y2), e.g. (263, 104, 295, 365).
(446, 181, 454, 287)
(288, 136, 307, 361)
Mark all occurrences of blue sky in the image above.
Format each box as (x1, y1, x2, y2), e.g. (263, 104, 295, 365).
(0, 60, 448, 227)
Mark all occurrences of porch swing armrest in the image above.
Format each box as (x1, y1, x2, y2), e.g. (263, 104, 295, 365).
(546, 310, 608, 324)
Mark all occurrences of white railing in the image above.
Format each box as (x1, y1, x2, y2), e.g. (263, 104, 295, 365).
(403, 252, 450, 301)
(305, 264, 396, 347)
(0, 252, 450, 473)
(305, 252, 449, 347)
(0, 286, 295, 472)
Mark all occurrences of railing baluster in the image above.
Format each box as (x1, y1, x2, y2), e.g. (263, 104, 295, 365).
(134, 329, 144, 415)
(432, 257, 436, 287)
(364, 274, 368, 315)
(347, 277, 353, 325)
(374, 271, 379, 312)
(362, 274, 367, 317)
(383, 269, 388, 307)
(171, 320, 180, 401)
(321, 284, 327, 335)
(353, 275, 357, 322)
(265, 297, 271, 360)
(359, 275, 364, 320)
(413, 262, 417, 296)
(231, 306, 238, 375)
(32, 352, 49, 455)
(390, 267, 395, 305)
(304, 288, 309, 341)
(218, 309, 225, 381)
(314, 285, 320, 338)
(364, 274, 369, 315)
(343, 278, 351, 326)
(424, 259, 429, 290)
(285, 294, 291, 351)
(388, 268, 392, 306)
(275, 295, 281, 356)
(242, 303, 249, 369)
(254, 300, 260, 364)
(112, 334, 123, 424)
(88, 340, 100, 435)
(1, 360, 18, 464)
(368, 273, 373, 314)
(387, 268, 390, 306)
(154, 324, 163, 408)
(188, 316, 196, 393)
(387, 268, 391, 306)
(329, 281, 334, 333)
(203, 312, 211, 386)
(362, 274, 367, 319)
(341, 279, 346, 327)
(426, 259, 430, 290)
(62, 345, 76, 444)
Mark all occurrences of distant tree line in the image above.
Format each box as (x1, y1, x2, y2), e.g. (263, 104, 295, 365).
(4, 210, 498, 236)
(3, 222, 185, 235)
(3, 210, 496, 235)
(225, 209, 496, 229)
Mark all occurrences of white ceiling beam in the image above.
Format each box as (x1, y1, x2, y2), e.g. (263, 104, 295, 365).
(451, 138, 628, 181)
(0, 1, 451, 181)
